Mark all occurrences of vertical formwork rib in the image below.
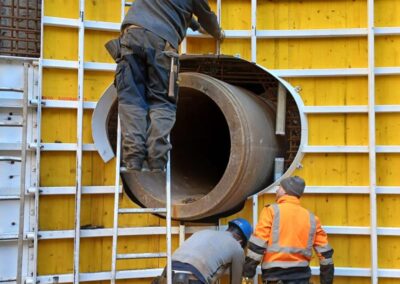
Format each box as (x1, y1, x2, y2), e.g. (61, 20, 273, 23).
(16, 63, 29, 284)
(216, 0, 221, 55)
(251, 0, 259, 283)
(367, 0, 378, 283)
(73, 0, 85, 282)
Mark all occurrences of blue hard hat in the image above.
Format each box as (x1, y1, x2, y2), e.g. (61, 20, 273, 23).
(228, 218, 253, 242)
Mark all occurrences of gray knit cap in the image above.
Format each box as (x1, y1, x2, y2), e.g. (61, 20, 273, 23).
(280, 176, 305, 198)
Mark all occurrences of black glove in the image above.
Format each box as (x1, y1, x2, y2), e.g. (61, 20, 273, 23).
(243, 257, 259, 278)
(320, 264, 334, 284)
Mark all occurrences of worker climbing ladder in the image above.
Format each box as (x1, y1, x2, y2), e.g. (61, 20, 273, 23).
(110, 55, 177, 284)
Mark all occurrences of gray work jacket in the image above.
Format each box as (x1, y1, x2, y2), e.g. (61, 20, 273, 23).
(172, 230, 245, 284)
(122, 0, 221, 50)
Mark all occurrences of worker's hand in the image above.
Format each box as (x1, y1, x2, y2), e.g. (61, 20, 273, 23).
(219, 29, 225, 43)
(242, 277, 253, 284)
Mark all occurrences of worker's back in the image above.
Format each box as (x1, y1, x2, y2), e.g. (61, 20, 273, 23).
(172, 230, 244, 284)
(122, 0, 220, 50)
(259, 196, 316, 268)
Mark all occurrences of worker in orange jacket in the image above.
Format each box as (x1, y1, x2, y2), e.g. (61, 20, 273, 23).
(243, 176, 334, 284)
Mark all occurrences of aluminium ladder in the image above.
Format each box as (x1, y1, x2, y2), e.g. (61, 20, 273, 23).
(110, 118, 173, 283)
(110, 55, 177, 284)
(0, 63, 29, 283)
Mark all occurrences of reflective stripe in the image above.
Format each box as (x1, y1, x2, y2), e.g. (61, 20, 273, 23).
(247, 249, 264, 262)
(307, 211, 316, 251)
(314, 244, 333, 254)
(320, 258, 334, 265)
(262, 260, 309, 269)
(271, 204, 280, 247)
(249, 235, 267, 249)
(266, 204, 316, 258)
(267, 245, 312, 257)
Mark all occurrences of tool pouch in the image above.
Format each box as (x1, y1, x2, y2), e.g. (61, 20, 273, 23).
(105, 38, 121, 62)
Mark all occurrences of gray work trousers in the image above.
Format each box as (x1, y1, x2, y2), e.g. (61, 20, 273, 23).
(115, 27, 178, 170)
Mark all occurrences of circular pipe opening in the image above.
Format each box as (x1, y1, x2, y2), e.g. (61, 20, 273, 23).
(169, 87, 231, 203)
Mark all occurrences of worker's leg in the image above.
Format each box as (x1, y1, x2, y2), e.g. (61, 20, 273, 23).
(117, 29, 149, 170)
(144, 31, 179, 170)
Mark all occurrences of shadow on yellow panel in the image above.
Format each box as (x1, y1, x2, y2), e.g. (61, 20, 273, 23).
(81, 152, 116, 186)
(186, 38, 216, 55)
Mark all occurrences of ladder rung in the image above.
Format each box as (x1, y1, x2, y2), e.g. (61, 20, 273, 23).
(0, 121, 23, 127)
(0, 156, 22, 162)
(119, 208, 167, 214)
(0, 195, 20, 200)
(117, 252, 167, 260)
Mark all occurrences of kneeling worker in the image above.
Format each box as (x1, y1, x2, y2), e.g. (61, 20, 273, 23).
(153, 218, 253, 284)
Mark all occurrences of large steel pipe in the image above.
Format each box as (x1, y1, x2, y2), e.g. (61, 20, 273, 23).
(121, 72, 280, 220)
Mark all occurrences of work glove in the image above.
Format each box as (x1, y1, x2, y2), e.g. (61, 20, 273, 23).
(242, 277, 254, 284)
(320, 264, 334, 284)
(242, 257, 258, 278)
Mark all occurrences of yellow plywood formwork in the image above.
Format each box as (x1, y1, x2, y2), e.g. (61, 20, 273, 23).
(38, 0, 400, 282)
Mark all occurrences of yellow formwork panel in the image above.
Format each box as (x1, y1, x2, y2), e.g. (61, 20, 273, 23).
(376, 36, 400, 67)
(41, 109, 93, 143)
(257, 0, 367, 29)
(85, 30, 120, 63)
(84, 71, 114, 101)
(308, 114, 368, 145)
(186, 38, 216, 54)
(85, 0, 121, 22)
(221, 0, 251, 29)
(44, 0, 79, 19)
(378, 195, 400, 227)
(42, 68, 78, 100)
(376, 75, 400, 105)
(375, 0, 400, 27)
(379, 236, 400, 269)
(221, 39, 252, 61)
(376, 113, 400, 145)
(257, 38, 367, 69)
(377, 154, 400, 186)
(43, 27, 78, 61)
(293, 154, 370, 186)
(288, 77, 368, 106)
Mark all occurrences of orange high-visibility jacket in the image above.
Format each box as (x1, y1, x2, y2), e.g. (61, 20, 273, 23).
(248, 195, 333, 270)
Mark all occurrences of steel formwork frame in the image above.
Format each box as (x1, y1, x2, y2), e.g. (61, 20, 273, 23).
(11, 0, 399, 282)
